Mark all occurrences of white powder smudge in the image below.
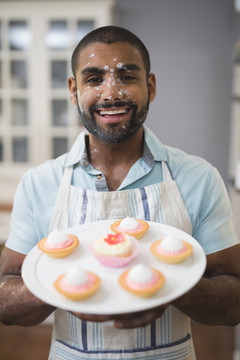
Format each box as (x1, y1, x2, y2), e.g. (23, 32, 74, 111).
(77, 90, 81, 102)
(76, 90, 84, 111)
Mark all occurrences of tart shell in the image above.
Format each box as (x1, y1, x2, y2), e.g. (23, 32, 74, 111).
(119, 267, 165, 298)
(151, 239, 192, 264)
(38, 234, 79, 258)
(111, 219, 149, 239)
(54, 271, 100, 300)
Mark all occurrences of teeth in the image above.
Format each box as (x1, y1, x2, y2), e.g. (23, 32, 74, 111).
(99, 109, 127, 115)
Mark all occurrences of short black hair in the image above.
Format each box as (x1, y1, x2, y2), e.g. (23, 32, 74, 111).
(71, 25, 151, 77)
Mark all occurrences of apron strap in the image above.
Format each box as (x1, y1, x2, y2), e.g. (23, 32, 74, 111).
(49, 166, 73, 232)
(49, 162, 174, 232)
(162, 161, 174, 181)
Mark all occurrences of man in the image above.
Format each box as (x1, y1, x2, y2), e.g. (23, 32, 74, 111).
(0, 26, 240, 360)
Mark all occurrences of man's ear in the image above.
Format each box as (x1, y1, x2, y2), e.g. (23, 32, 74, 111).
(148, 73, 156, 103)
(68, 77, 77, 105)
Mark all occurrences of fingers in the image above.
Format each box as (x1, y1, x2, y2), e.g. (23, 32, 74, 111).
(70, 304, 168, 329)
(112, 305, 168, 329)
(113, 311, 159, 329)
(70, 311, 110, 322)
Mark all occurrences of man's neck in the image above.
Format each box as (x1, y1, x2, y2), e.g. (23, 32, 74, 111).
(87, 127, 144, 190)
(88, 127, 144, 167)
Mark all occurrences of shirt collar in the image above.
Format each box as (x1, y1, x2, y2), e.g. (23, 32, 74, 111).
(143, 126, 167, 162)
(64, 129, 88, 168)
(63, 126, 167, 169)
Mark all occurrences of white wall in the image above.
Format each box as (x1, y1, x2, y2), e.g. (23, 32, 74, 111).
(117, 0, 237, 184)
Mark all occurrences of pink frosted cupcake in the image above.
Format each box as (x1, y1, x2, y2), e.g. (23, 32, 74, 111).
(151, 236, 192, 264)
(54, 267, 100, 300)
(119, 263, 165, 298)
(91, 233, 139, 268)
(111, 216, 149, 239)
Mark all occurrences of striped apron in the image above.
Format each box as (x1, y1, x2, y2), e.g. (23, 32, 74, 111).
(48, 161, 195, 360)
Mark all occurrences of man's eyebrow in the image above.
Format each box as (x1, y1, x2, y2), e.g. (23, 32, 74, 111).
(81, 64, 141, 76)
(81, 67, 105, 76)
(116, 64, 141, 72)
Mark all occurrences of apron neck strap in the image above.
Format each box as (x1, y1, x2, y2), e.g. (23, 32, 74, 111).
(162, 161, 174, 181)
(49, 162, 174, 232)
(49, 166, 73, 232)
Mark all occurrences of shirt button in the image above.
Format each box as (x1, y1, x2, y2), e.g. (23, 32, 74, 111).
(97, 174, 102, 180)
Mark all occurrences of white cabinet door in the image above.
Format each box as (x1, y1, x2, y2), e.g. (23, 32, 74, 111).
(0, 0, 115, 203)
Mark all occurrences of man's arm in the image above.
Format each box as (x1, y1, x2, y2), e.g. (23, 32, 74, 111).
(2, 243, 240, 329)
(172, 243, 240, 326)
(0, 247, 55, 326)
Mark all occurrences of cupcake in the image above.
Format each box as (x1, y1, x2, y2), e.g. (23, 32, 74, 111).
(119, 263, 165, 298)
(111, 216, 149, 239)
(151, 236, 192, 264)
(91, 232, 139, 268)
(54, 267, 100, 300)
(38, 229, 79, 258)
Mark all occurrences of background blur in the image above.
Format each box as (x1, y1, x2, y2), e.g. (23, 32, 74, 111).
(0, 1, 240, 359)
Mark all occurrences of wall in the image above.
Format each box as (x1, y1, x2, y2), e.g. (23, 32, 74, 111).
(117, 0, 236, 184)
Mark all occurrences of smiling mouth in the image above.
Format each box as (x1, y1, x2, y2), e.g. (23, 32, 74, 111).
(98, 108, 129, 116)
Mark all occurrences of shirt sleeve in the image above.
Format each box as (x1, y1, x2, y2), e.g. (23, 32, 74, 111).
(193, 166, 239, 255)
(5, 171, 39, 255)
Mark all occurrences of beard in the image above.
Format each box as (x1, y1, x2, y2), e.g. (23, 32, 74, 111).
(76, 100, 149, 144)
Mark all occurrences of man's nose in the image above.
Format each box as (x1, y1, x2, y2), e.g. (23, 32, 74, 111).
(101, 76, 122, 101)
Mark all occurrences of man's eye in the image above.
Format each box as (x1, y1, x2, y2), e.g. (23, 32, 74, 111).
(87, 77, 102, 84)
(119, 75, 135, 81)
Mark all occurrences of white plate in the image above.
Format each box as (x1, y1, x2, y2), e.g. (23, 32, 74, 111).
(22, 220, 206, 315)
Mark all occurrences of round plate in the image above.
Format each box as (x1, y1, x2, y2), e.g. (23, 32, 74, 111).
(22, 220, 206, 315)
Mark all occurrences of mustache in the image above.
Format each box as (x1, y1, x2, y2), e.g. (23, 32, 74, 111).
(89, 101, 137, 113)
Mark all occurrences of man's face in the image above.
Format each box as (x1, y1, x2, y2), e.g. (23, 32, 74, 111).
(69, 42, 156, 143)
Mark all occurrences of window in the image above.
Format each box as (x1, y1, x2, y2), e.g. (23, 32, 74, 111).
(0, 0, 115, 204)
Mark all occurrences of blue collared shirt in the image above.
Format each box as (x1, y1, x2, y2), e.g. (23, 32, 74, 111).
(6, 126, 238, 255)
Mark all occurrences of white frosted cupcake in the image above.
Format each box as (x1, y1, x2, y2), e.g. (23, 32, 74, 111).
(119, 263, 165, 297)
(38, 229, 79, 258)
(111, 216, 149, 239)
(91, 232, 139, 268)
(151, 236, 192, 264)
(54, 267, 100, 300)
